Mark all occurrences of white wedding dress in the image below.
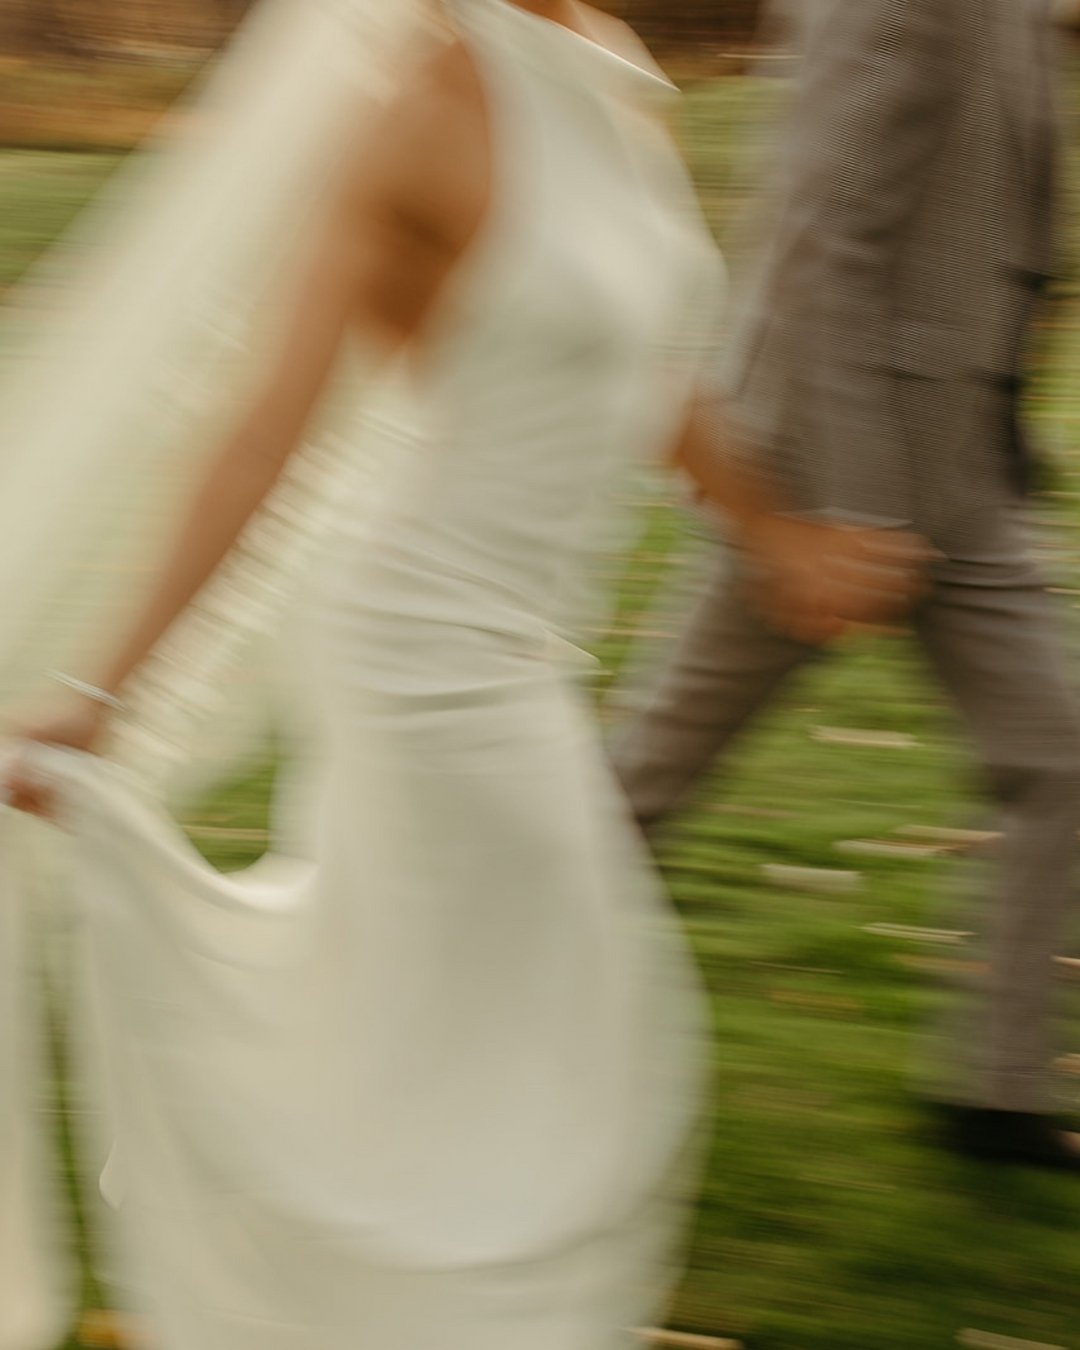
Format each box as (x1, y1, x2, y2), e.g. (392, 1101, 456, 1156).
(1, 3, 719, 1347)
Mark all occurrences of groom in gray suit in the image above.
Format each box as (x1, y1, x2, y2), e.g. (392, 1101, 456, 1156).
(614, 0, 1080, 1168)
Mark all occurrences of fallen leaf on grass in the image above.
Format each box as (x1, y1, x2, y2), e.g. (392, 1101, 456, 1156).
(957, 1331, 1065, 1350)
(762, 863, 862, 894)
(633, 1331, 744, 1350)
(894, 824, 1000, 852)
(182, 825, 269, 843)
(811, 726, 918, 749)
(835, 839, 949, 860)
(863, 923, 973, 945)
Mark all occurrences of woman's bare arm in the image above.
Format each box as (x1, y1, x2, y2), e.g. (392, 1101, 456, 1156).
(93, 42, 488, 696)
(93, 40, 490, 700)
(4, 40, 489, 808)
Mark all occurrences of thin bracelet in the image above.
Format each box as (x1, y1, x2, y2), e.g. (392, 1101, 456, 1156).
(47, 671, 127, 714)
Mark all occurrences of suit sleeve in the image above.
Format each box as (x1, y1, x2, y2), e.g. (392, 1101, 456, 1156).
(725, 0, 959, 524)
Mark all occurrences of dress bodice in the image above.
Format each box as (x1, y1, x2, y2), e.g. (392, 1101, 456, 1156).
(329, 0, 720, 653)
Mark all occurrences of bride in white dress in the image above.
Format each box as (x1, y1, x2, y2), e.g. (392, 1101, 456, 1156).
(0, 2, 911, 1346)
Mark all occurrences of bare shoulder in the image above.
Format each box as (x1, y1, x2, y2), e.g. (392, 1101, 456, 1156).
(320, 31, 492, 342)
(577, 5, 668, 76)
(339, 31, 491, 262)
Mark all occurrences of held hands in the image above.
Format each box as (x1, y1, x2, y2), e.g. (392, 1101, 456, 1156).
(2, 696, 112, 819)
(669, 401, 931, 641)
(742, 515, 932, 645)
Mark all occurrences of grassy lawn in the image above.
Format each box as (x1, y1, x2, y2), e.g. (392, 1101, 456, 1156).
(6, 68, 1080, 1350)
(0, 151, 120, 292)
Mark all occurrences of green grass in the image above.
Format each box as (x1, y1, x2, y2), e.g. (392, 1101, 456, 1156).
(8, 69, 1080, 1350)
(0, 151, 120, 291)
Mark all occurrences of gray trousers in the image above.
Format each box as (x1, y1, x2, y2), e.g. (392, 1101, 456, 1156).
(611, 536, 1080, 1114)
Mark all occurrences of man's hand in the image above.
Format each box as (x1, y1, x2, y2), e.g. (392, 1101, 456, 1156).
(743, 516, 932, 645)
(670, 396, 932, 642)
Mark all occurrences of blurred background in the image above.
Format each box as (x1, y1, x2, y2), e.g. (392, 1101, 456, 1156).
(0, 0, 766, 155)
(5, 4, 1080, 1349)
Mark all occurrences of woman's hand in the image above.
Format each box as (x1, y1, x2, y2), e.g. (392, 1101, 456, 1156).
(2, 698, 112, 818)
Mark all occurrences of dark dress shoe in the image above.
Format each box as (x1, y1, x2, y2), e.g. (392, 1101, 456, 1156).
(932, 1103, 1080, 1171)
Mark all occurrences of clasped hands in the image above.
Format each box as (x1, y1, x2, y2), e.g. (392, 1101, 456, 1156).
(740, 514, 932, 646)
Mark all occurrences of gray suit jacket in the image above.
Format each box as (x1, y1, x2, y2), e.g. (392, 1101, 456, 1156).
(726, 0, 1059, 538)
